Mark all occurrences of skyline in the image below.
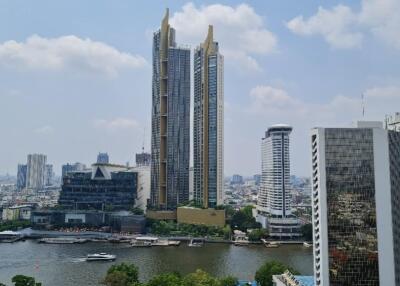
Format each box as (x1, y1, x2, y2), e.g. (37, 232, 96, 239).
(1, 0, 400, 177)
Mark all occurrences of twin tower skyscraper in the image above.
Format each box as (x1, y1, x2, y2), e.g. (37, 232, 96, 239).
(150, 9, 224, 210)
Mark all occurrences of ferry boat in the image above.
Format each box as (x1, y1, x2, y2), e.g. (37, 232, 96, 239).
(261, 239, 280, 248)
(188, 238, 204, 247)
(86, 253, 116, 261)
(38, 237, 88, 244)
(234, 236, 250, 246)
(303, 242, 312, 248)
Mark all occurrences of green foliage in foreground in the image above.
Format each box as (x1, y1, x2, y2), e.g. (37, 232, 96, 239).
(103, 263, 140, 286)
(0, 275, 42, 286)
(0, 220, 31, 232)
(255, 261, 300, 286)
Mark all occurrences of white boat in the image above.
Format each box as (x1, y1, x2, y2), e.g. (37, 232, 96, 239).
(188, 238, 204, 247)
(261, 239, 280, 248)
(38, 237, 87, 244)
(303, 242, 312, 248)
(86, 253, 116, 261)
(234, 236, 250, 246)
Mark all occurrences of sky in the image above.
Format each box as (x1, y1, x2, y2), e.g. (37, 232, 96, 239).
(0, 0, 399, 177)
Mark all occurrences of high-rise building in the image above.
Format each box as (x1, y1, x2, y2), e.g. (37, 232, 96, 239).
(26, 154, 47, 190)
(231, 174, 243, 185)
(136, 152, 151, 167)
(311, 121, 400, 286)
(17, 164, 27, 190)
(256, 125, 300, 238)
(150, 9, 190, 210)
(193, 25, 224, 208)
(44, 164, 53, 186)
(97, 152, 109, 164)
(62, 162, 86, 178)
(386, 112, 400, 131)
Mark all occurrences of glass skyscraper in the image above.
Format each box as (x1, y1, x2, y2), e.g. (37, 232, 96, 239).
(150, 9, 190, 210)
(193, 26, 224, 208)
(311, 121, 400, 286)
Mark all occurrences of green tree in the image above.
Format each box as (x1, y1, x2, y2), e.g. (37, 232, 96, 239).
(301, 223, 312, 241)
(11, 275, 42, 286)
(248, 228, 267, 242)
(103, 263, 139, 286)
(255, 261, 299, 286)
(218, 276, 238, 286)
(182, 269, 219, 286)
(146, 272, 183, 286)
(0, 282, 6, 286)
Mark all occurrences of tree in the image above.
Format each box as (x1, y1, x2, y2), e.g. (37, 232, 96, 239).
(146, 272, 183, 286)
(301, 223, 312, 241)
(0, 282, 6, 286)
(130, 207, 144, 215)
(218, 276, 238, 286)
(11, 275, 42, 286)
(230, 206, 260, 232)
(255, 261, 299, 286)
(182, 269, 220, 286)
(103, 263, 139, 286)
(248, 228, 267, 242)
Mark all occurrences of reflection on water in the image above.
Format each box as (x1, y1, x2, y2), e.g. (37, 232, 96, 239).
(0, 240, 313, 286)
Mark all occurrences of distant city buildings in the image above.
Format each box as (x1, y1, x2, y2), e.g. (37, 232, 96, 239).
(97, 152, 109, 164)
(150, 9, 190, 210)
(44, 164, 54, 186)
(231, 174, 243, 185)
(311, 121, 400, 286)
(16, 164, 27, 190)
(193, 25, 224, 208)
(135, 152, 151, 167)
(253, 174, 261, 186)
(26, 154, 47, 190)
(59, 163, 137, 211)
(256, 125, 300, 238)
(61, 162, 86, 178)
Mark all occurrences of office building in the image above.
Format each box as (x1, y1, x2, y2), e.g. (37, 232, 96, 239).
(61, 162, 86, 178)
(97, 152, 109, 164)
(59, 163, 137, 211)
(231, 174, 243, 185)
(150, 9, 190, 209)
(386, 112, 400, 131)
(26, 154, 47, 190)
(17, 164, 27, 190)
(132, 165, 150, 212)
(193, 25, 224, 208)
(44, 164, 53, 186)
(136, 152, 151, 167)
(311, 121, 400, 286)
(256, 125, 300, 238)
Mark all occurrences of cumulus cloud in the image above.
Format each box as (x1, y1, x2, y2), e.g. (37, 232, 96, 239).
(0, 35, 148, 77)
(34, 125, 54, 134)
(93, 118, 139, 130)
(170, 3, 277, 71)
(286, 0, 400, 49)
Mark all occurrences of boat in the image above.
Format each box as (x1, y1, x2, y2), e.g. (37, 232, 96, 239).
(261, 239, 280, 248)
(188, 238, 204, 247)
(0, 231, 22, 243)
(38, 237, 88, 244)
(303, 242, 312, 248)
(168, 240, 181, 246)
(234, 236, 250, 246)
(86, 253, 116, 261)
(130, 236, 158, 247)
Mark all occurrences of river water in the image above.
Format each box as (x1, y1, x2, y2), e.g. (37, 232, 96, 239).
(0, 240, 313, 285)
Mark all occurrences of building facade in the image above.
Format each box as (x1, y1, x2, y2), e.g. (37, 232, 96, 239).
(44, 164, 53, 186)
(135, 152, 151, 167)
(132, 165, 150, 212)
(311, 121, 400, 286)
(17, 164, 27, 190)
(26, 154, 47, 190)
(59, 163, 137, 211)
(97, 152, 109, 164)
(386, 112, 400, 131)
(256, 125, 300, 238)
(151, 9, 190, 210)
(193, 25, 224, 208)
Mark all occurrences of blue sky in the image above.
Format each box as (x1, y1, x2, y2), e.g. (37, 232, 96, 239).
(0, 0, 399, 176)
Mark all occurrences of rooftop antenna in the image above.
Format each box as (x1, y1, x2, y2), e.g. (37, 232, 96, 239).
(361, 93, 365, 118)
(142, 127, 146, 153)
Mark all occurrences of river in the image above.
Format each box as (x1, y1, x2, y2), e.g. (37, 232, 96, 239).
(0, 240, 313, 285)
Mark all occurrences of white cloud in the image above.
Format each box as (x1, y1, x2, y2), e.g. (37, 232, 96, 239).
(287, 0, 400, 49)
(170, 3, 277, 71)
(34, 125, 54, 134)
(0, 35, 148, 77)
(93, 118, 139, 130)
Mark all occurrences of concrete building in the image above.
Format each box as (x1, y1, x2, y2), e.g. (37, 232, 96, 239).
(59, 163, 137, 211)
(189, 167, 194, 201)
(17, 164, 27, 190)
(44, 164, 53, 186)
(311, 121, 400, 286)
(193, 25, 224, 208)
(61, 162, 86, 178)
(150, 9, 190, 210)
(136, 152, 151, 167)
(2, 205, 33, 221)
(26, 154, 47, 190)
(231, 174, 243, 185)
(386, 112, 400, 131)
(256, 125, 300, 238)
(132, 165, 150, 212)
(273, 271, 314, 286)
(97, 152, 109, 164)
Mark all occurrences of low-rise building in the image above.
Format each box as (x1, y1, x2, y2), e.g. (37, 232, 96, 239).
(2, 205, 33, 221)
(273, 271, 314, 286)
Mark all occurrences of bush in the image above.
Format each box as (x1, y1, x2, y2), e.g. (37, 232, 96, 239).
(103, 263, 139, 286)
